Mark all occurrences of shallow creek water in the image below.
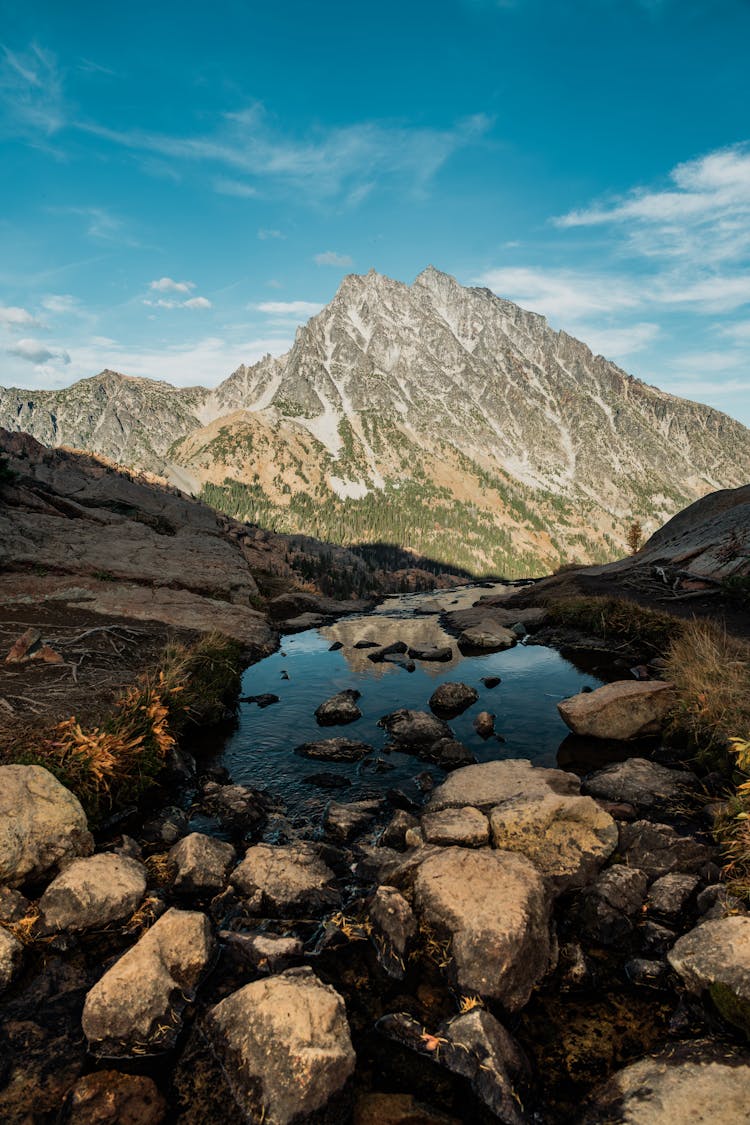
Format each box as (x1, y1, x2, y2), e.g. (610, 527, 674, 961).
(219, 584, 603, 818)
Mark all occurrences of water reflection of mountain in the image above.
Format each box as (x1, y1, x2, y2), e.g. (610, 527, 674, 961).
(320, 584, 511, 676)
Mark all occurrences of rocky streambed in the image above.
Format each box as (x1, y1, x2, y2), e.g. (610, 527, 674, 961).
(1, 585, 749, 1124)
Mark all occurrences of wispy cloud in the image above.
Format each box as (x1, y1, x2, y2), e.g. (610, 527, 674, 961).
(0, 42, 65, 138)
(143, 295, 212, 310)
(314, 250, 353, 267)
(255, 300, 322, 316)
(8, 337, 70, 364)
(78, 105, 492, 203)
(258, 228, 285, 240)
(0, 304, 40, 328)
(214, 177, 258, 198)
(573, 321, 661, 359)
(476, 266, 640, 320)
(556, 144, 750, 265)
(149, 277, 195, 293)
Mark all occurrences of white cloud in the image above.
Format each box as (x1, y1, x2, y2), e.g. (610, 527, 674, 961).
(721, 320, 750, 343)
(0, 304, 39, 328)
(258, 228, 285, 240)
(255, 300, 322, 316)
(41, 293, 85, 316)
(79, 107, 492, 203)
(4, 334, 293, 390)
(149, 277, 195, 293)
(314, 251, 353, 267)
(143, 295, 212, 310)
(556, 144, 750, 266)
(575, 322, 661, 359)
(8, 337, 70, 364)
(183, 296, 212, 309)
(214, 177, 258, 198)
(476, 266, 640, 320)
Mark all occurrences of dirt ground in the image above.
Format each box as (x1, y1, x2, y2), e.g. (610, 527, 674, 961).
(0, 593, 198, 759)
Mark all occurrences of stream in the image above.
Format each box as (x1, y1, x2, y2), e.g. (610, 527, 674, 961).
(217, 584, 603, 821)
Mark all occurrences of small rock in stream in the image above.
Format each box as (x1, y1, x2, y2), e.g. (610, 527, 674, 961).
(314, 688, 363, 726)
(429, 682, 479, 717)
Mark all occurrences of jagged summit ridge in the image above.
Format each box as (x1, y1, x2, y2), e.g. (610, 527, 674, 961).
(2, 267, 749, 575)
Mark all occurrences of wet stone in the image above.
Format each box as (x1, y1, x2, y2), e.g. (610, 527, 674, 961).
(314, 688, 363, 726)
(323, 799, 383, 843)
(618, 820, 715, 879)
(230, 842, 340, 915)
(380, 809, 419, 850)
(429, 682, 479, 717)
(625, 957, 671, 989)
(295, 737, 374, 762)
(646, 872, 701, 922)
(65, 1070, 167, 1125)
(168, 832, 237, 896)
(38, 853, 147, 933)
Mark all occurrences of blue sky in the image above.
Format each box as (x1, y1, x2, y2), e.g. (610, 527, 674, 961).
(1, 0, 750, 424)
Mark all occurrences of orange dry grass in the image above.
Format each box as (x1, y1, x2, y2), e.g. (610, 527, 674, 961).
(665, 621, 750, 751)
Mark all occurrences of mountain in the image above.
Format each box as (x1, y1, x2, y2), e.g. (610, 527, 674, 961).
(3, 267, 750, 576)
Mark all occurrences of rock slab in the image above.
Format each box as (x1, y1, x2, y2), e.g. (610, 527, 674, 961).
(82, 907, 214, 1056)
(558, 680, 676, 740)
(0, 764, 93, 886)
(206, 966, 356, 1125)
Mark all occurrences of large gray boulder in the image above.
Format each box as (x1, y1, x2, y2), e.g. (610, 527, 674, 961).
(413, 846, 551, 1009)
(578, 1042, 750, 1124)
(583, 758, 695, 813)
(82, 908, 214, 1056)
(558, 680, 676, 740)
(618, 820, 715, 879)
(205, 967, 355, 1125)
(668, 916, 750, 1033)
(38, 853, 147, 932)
(231, 843, 340, 915)
(0, 764, 93, 886)
(168, 832, 236, 895)
(427, 760, 617, 891)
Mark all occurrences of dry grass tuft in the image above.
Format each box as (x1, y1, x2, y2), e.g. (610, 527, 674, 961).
(10, 632, 242, 820)
(545, 595, 682, 655)
(665, 621, 750, 753)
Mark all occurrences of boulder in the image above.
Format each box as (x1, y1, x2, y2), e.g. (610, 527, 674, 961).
(429, 682, 479, 717)
(376, 1008, 528, 1124)
(427, 759, 580, 813)
(413, 847, 551, 1009)
(231, 843, 340, 915)
(82, 908, 214, 1056)
(458, 624, 517, 652)
(583, 758, 695, 813)
(558, 680, 676, 740)
(369, 885, 417, 979)
(324, 799, 382, 843)
(421, 806, 490, 848)
(380, 810, 419, 850)
(314, 689, 363, 726)
(205, 967, 355, 1125)
(618, 821, 715, 879)
(38, 853, 147, 932)
(646, 872, 701, 922)
(0, 764, 93, 886)
(368, 641, 409, 663)
(579, 866, 649, 945)
(0, 927, 23, 992)
(489, 792, 618, 891)
(65, 1071, 166, 1125)
(420, 738, 476, 770)
(379, 709, 453, 749)
(427, 760, 617, 891)
(169, 833, 236, 895)
(201, 783, 269, 834)
(668, 916, 750, 1033)
(295, 738, 374, 762)
(578, 1042, 750, 1124)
